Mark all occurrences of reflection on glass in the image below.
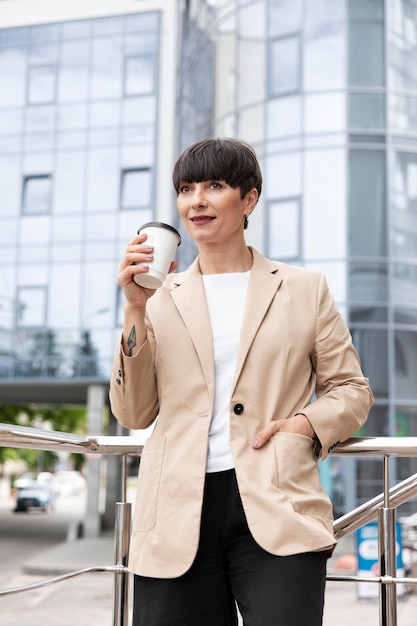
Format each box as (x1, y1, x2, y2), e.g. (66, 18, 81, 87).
(16, 286, 46, 326)
(389, 93, 417, 133)
(351, 328, 388, 398)
(395, 330, 417, 400)
(349, 93, 385, 130)
(350, 306, 387, 323)
(349, 150, 386, 257)
(29, 42, 59, 65)
(120, 169, 152, 210)
(390, 151, 417, 260)
(388, 4, 417, 91)
(349, 21, 384, 87)
(394, 308, 417, 325)
(393, 264, 417, 304)
(125, 32, 158, 55)
(22, 175, 52, 215)
(269, 36, 300, 95)
(268, 199, 299, 259)
(349, 263, 388, 303)
(124, 56, 155, 96)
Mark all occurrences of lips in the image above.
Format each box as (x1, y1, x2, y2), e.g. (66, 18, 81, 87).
(190, 216, 215, 225)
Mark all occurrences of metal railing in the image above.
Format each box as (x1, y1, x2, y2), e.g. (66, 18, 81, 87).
(0, 424, 417, 626)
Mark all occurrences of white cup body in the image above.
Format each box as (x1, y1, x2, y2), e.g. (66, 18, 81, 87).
(134, 223, 181, 289)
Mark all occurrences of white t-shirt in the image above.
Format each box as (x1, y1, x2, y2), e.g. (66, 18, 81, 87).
(202, 271, 250, 473)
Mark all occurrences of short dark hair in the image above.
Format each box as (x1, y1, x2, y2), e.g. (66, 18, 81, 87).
(172, 137, 262, 200)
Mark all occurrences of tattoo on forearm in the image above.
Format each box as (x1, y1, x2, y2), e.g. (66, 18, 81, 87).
(127, 325, 137, 356)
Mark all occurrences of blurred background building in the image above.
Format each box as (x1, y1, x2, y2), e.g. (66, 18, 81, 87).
(0, 0, 416, 518)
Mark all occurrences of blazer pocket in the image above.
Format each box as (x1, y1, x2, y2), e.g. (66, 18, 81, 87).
(273, 432, 333, 520)
(133, 436, 166, 532)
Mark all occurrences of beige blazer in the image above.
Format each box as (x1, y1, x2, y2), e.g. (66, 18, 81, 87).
(110, 248, 373, 578)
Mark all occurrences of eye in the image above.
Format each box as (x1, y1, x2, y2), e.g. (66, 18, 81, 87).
(210, 181, 222, 189)
(179, 183, 192, 193)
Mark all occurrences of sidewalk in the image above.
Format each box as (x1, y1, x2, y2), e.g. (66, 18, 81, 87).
(0, 533, 417, 625)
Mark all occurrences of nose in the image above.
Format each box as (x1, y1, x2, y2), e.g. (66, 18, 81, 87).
(190, 184, 208, 208)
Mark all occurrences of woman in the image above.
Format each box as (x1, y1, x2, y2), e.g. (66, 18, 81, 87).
(110, 137, 373, 625)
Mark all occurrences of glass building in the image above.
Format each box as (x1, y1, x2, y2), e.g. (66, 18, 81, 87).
(214, 0, 417, 513)
(0, 0, 416, 515)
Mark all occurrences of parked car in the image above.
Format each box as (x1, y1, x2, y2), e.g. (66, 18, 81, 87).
(52, 470, 86, 496)
(14, 472, 35, 490)
(14, 482, 56, 513)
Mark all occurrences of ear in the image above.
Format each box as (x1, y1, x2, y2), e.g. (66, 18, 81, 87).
(246, 187, 259, 211)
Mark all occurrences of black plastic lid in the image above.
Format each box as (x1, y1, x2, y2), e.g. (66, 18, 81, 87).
(137, 222, 181, 246)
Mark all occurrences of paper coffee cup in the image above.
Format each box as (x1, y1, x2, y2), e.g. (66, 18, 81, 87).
(134, 222, 181, 289)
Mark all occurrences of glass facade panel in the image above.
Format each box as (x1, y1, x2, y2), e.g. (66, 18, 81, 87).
(0, 11, 161, 383)
(268, 199, 299, 260)
(269, 36, 300, 96)
(90, 37, 123, 99)
(390, 151, 417, 260)
(349, 150, 386, 257)
(265, 152, 301, 199)
(349, 21, 385, 87)
(27, 65, 56, 104)
(393, 263, 417, 305)
(124, 56, 154, 96)
(388, 0, 417, 91)
(16, 286, 46, 327)
(22, 175, 52, 215)
(395, 330, 417, 400)
(120, 169, 152, 210)
(0, 45, 26, 107)
(349, 262, 388, 303)
(304, 93, 345, 133)
(268, 0, 302, 36)
(389, 94, 417, 134)
(351, 328, 388, 399)
(304, 149, 346, 260)
(239, 1, 266, 38)
(267, 95, 301, 138)
(58, 40, 90, 102)
(394, 308, 417, 325)
(349, 93, 385, 130)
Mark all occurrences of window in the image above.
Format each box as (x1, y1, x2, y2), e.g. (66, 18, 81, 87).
(22, 175, 52, 215)
(268, 199, 299, 259)
(120, 168, 152, 210)
(124, 56, 155, 96)
(16, 287, 47, 327)
(27, 65, 56, 104)
(269, 36, 300, 96)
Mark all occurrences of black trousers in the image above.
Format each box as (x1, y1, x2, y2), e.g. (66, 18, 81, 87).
(133, 469, 328, 626)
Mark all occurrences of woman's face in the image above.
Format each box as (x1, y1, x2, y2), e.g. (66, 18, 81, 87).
(176, 179, 257, 246)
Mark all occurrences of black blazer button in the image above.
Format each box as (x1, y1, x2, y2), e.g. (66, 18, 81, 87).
(234, 403, 244, 415)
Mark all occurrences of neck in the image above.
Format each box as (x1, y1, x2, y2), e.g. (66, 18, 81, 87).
(198, 244, 253, 275)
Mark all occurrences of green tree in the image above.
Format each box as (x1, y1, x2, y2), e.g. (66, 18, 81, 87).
(0, 404, 87, 477)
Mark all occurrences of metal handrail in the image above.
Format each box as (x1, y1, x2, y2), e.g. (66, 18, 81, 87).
(1, 425, 417, 626)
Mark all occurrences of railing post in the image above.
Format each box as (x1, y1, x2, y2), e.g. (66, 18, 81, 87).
(378, 456, 397, 626)
(113, 454, 132, 626)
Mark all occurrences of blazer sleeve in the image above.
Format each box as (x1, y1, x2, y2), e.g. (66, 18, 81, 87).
(297, 273, 374, 460)
(109, 335, 159, 431)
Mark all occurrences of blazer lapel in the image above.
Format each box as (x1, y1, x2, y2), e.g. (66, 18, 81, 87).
(170, 259, 215, 394)
(232, 249, 283, 391)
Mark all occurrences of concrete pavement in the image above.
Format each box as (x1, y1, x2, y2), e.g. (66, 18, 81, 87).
(0, 532, 416, 625)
